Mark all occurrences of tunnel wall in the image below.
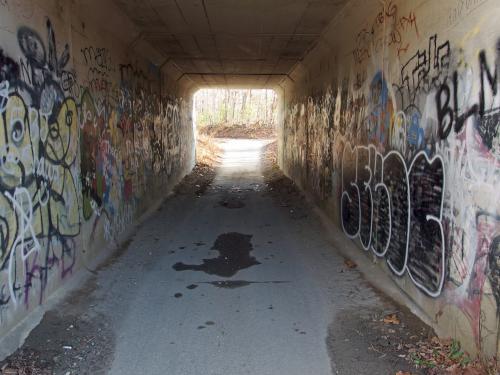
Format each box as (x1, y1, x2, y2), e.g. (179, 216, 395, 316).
(279, 0, 499, 356)
(0, 1, 194, 341)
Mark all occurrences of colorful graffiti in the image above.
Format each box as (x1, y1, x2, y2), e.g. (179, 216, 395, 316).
(0, 15, 192, 321)
(282, 3, 499, 353)
(0, 20, 80, 310)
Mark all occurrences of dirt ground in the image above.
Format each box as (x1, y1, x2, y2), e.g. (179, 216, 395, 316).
(174, 134, 220, 197)
(0, 277, 115, 375)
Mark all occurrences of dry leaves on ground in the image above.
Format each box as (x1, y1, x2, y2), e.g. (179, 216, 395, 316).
(196, 134, 222, 167)
(383, 313, 401, 325)
(343, 259, 357, 269)
(405, 336, 498, 375)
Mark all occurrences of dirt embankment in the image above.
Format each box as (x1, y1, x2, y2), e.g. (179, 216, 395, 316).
(198, 123, 276, 139)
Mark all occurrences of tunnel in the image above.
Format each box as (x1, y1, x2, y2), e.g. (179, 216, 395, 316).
(0, 0, 498, 373)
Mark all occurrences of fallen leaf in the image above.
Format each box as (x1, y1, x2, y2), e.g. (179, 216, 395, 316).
(431, 336, 441, 344)
(383, 314, 401, 325)
(344, 259, 357, 269)
(395, 371, 411, 375)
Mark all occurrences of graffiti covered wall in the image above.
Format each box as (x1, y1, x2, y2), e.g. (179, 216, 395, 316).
(0, 1, 194, 338)
(280, 0, 500, 356)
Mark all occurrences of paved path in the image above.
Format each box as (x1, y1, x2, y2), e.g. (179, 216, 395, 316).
(102, 139, 381, 374)
(10, 139, 424, 374)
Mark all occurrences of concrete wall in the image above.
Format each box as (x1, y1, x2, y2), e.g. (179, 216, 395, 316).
(0, 0, 194, 341)
(279, 0, 500, 357)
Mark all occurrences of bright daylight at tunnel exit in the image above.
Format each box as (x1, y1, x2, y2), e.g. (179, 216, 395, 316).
(0, 0, 498, 374)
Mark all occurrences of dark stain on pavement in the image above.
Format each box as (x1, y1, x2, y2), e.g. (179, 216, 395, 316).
(173, 232, 259, 277)
(219, 197, 245, 209)
(198, 280, 289, 289)
(206, 280, 253, 288)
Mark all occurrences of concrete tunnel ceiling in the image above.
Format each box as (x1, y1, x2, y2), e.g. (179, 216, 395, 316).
(114, 0, 348, 88)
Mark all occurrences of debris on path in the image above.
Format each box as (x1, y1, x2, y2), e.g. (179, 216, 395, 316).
(0, 281, 115, 375)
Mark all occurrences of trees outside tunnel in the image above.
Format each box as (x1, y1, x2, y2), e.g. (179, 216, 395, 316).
(194, 89, 278, 138)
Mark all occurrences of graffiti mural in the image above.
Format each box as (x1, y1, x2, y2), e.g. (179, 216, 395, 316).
(340, 143, 445, 296)
(0, 11, 193, 329)
(0, 20, 80, 310)
(281, 0, 499, 354)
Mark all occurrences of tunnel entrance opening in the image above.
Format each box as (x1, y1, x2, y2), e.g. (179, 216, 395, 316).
(193, 88, 278, 140)
(193, 88, 278, 176)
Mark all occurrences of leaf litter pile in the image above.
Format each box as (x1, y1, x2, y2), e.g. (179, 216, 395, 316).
(399, 335, 498, 375)
(374, 309, 498, 375)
